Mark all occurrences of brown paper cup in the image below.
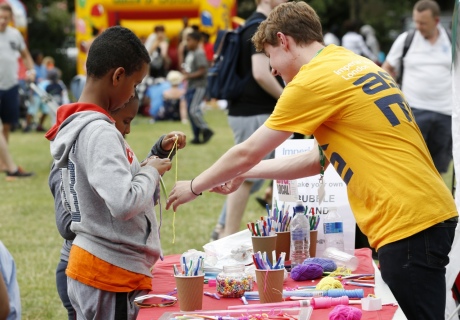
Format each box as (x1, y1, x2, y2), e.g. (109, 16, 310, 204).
(174, 275, 204, 311)
(255, 269, 285, 303)
(309, 230, 318, 258)
(252, 235, 277, 256)
(275, 231, 290, 261)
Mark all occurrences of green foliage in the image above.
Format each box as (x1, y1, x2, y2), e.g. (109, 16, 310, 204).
(26, 2, 76, 85)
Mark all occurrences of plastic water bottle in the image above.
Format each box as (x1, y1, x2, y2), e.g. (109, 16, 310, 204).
(290, 201, 310, 268)
(323, 208, 345, 252)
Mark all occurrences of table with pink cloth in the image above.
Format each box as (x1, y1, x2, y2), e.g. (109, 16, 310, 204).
(137, 248, 400, 320)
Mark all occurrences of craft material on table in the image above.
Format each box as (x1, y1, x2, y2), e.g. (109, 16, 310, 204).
(216, 264, 253, 298)
(137, 249, 401, 320)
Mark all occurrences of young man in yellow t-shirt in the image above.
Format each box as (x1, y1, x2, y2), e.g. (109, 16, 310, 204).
(167, 2, 458, 319)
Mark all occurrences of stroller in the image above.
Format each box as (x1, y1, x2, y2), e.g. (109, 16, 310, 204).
(27, 81, 60, 125)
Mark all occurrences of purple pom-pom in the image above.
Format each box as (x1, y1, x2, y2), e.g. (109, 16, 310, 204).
(329, 305, 362, 320)
(290, 263, 323, 281)
(304, 257, 337, 272)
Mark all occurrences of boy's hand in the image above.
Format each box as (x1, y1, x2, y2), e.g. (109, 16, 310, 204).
(143, 156, 172, 175)
(162, 132, 186, 151)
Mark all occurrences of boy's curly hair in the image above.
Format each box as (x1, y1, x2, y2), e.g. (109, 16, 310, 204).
(86, 26, 150, 78)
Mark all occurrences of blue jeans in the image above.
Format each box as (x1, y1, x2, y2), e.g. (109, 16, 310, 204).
(378, 217, 457, 320)
(411, 108, 452, 173)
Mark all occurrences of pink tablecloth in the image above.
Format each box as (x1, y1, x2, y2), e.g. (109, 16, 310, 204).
(137, 248, 399, 319)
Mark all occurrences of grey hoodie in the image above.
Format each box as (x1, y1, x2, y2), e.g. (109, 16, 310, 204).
(48, 104, 161, 278)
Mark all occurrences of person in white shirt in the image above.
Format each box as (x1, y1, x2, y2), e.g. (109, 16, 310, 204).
(341, 19, 377, 62)
(382, 0, 453, 174)
(0, 3, 34, 178)
(0, 3, 34, 140)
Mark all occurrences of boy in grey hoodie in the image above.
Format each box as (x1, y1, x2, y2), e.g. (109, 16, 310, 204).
(45, 26, 179, 319)
(50, 94, 186, 320)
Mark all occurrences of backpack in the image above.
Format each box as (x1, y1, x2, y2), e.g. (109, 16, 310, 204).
(207, 18, 264, 100)
(397, 26, 452, 86)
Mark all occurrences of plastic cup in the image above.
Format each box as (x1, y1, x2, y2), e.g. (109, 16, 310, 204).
(309, 230, 318, 257)
(322, 247, 359, 271)
(174, 275, 204, 311)
(252, 235, 277, 255)
(254, 269, 285, 303)
(275, 231, 290, 260)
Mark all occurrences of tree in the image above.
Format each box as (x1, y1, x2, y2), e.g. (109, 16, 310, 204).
(25, 1, 75, 84)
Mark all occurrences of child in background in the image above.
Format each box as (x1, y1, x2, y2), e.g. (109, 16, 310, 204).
(144, 78, 171, 121)
(182, 31, 214, 144)
(159, 70, 187, 123)
(24, 50, 48, 132)
(45, 26, 183, 319)
(50, 94, 186, 320)
(42, 56, 55, 73)
(44, 68, 70, 116)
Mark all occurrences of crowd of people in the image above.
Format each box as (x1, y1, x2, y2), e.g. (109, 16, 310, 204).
(139, 23, 216, 144)
(1, 0, 459, 319)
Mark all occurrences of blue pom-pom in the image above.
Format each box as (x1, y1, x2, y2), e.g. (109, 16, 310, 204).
(291, 263, 323, 281)
(304, 257, 337, 272)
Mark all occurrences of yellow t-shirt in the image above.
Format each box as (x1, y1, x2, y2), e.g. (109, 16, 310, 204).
(265, 45, 458, 250)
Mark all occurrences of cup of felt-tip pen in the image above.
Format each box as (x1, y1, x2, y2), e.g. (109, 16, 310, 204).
(174, 256, 205, 311)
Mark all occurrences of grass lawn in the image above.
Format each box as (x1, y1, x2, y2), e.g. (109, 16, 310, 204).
(0, 107, 454, 319)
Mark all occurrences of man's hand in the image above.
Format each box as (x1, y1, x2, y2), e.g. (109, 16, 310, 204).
(166, 180, 199, 211)
(209, 176, 245, 195)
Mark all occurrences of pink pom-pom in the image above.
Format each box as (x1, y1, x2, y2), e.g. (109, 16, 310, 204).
(329, 305, 362, 320)
(290, 263, 323, 281)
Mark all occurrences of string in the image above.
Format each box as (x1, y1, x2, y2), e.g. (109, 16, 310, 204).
(168, 135, 179, 244)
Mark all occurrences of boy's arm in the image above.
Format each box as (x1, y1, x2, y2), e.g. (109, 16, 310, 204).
(146, 132, 186, 160)
(49, 163, 75, 240)
(146, 135, 172, 160)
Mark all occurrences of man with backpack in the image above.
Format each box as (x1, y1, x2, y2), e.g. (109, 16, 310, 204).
(382, 0, 453, 174)
(210, 0, 286, 239)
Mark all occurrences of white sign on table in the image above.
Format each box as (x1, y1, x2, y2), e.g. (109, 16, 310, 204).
(273, 139, 356, 257)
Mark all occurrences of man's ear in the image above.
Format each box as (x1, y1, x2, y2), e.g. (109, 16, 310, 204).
(277, 32, 288, 49)
(112, 67, 126, 86)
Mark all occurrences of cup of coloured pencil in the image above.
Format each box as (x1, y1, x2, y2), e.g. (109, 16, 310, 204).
(248, 218, 277, 256)
(263, 202, 292, 260)
(253, 251, 286, 303)
(173, 256, 204, 311)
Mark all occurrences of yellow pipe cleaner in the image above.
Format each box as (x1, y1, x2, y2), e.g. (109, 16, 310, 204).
(167, 135, 179, 244)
